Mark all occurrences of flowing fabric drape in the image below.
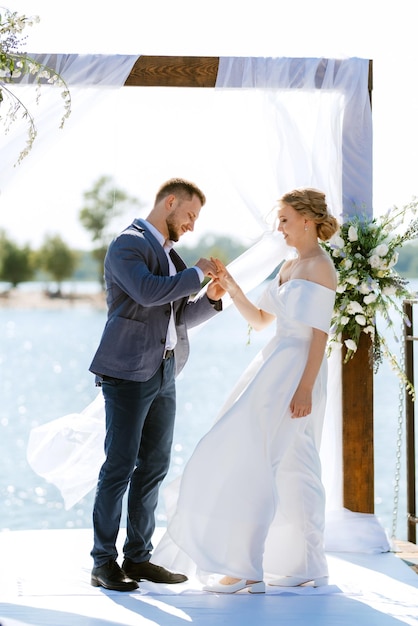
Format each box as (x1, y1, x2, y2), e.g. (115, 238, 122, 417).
(15, 54, 387, 550)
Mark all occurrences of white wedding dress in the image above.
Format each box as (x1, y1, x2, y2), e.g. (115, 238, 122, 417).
(152, 278, 336, 582)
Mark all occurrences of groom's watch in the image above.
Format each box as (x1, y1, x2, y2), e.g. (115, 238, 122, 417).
(207, 296, 222, 311)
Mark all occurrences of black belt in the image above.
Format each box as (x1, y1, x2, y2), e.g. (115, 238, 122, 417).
(163, 348, 175, 360)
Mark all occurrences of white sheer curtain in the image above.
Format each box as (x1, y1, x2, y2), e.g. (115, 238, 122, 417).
(21, 54, 388, 551)
(0, 54, 138, 186)
(212, 56, 367, 507)
(212, 57, 386, 551)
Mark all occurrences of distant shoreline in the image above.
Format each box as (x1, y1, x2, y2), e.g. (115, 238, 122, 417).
(0, 289, 106, 310)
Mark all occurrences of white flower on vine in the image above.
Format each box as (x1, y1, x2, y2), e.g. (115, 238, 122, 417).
(358, 282, 372, 294)
(344, 338, 358, 352)
(382, 285, 397, 296)
(363, 325, 375, 338)
(348, 225, 358, 242)
(346, 275, 359, 285)
(336, 283, 346, 293)
(330, 233, 345, 249)
(369, 254, 386, 269)
(341, 258, 353, 270)
(347, 301, 364, 314)
(372, 243, 389, 257)
(0, 9, 71, 163)
(355, 314, 367, 326)
(363, 292, 378, 304)
(340, 315, 350, 326)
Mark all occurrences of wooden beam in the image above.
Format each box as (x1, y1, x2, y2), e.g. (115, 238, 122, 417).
(124, 56, 219, 87)
(124, 56, 373, 96)
(342, 333, 374, 513)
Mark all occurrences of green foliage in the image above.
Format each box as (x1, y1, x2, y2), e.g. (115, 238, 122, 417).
(36, 234, 79, 293)
(321, 199, 418, 398)
(177, 234, 247, 266)
(0, 8, 71, 164)
(79, 175, 142, 286)
(0, 229, 35, 287)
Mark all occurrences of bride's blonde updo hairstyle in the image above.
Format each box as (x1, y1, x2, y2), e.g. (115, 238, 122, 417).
(280, 188, 339, 241)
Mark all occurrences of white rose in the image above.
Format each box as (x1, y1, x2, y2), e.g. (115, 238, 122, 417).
(340, 316, 350, 325)
(358, 282, 372, 294)
(364, 325, 375, 337)
(363, 292, 378, 304)
(342, 258, 353, 270)
(373, 243, 389, 257)
(347, 301, 364, 314)
(347, 275, 359, 285)
(348, 226, 358, 242)
(355, 314, 367, 326)
(330, 234, 345, 249)
(336, 283, 346, 293)
(382, 285, 397, 296)
(344, 338, 358, 352)
(369, 254, 385, 269)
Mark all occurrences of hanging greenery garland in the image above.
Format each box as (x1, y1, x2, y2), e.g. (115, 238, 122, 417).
(0, 8, 71, 163)
(321, 199, 418, 399)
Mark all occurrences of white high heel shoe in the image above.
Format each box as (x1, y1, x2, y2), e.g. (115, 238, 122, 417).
(269, 575, 328, 588)
(203, 579, 265, 594)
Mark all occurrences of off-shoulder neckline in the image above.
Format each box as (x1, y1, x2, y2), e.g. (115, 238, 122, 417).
(277, 278, 335, 294)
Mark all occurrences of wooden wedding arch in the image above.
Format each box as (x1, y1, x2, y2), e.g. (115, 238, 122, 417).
(123, 55, 375, 514)
(19, 54, 375, 513)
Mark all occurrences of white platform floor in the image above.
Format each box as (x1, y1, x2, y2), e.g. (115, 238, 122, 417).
(0, 528, 417, 626)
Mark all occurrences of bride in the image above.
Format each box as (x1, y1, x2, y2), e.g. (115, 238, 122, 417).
(151, 188, 338, 593)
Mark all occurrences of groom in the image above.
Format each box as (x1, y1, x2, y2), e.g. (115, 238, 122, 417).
(89, 178, 224, 591)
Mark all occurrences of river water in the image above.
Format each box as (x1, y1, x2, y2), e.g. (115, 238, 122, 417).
(0, 280, 416, 541)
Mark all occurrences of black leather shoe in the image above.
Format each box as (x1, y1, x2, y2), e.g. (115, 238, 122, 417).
(91, 559, 139, 591)
(122, 558, 188, 584)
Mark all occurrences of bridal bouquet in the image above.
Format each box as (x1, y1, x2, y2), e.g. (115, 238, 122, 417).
(322, 199, 418, 397)
(0, 8, 71, 163)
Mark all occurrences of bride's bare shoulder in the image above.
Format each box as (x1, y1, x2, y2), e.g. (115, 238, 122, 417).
(309, 253, 337, 290)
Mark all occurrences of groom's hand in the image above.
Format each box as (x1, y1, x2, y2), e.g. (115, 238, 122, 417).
(195, 257, 218, 279)
(206, 278, 226, 301)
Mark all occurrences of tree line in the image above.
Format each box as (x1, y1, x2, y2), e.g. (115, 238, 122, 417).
(2, 175, 418, 293)
(0, 176, 248, 294)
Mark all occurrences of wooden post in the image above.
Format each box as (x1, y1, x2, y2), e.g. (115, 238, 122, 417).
(342, 333, 374, 513)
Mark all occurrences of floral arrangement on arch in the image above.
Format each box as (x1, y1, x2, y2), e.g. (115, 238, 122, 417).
(0, 8, 71, 163)
(321, 198, 418, 398)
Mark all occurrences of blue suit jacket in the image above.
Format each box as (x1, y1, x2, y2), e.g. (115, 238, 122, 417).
(90, 219, 222, 382)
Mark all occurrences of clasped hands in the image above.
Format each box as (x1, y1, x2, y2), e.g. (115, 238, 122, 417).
(195, 257, 239, 301)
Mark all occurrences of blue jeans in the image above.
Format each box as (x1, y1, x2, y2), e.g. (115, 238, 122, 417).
(91, 356, 176, 567)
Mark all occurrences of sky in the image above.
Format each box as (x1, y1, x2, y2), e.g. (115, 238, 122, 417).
(1, 0, 418, 250)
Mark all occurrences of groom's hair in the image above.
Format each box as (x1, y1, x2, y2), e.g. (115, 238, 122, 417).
(155, 178, 206, 206)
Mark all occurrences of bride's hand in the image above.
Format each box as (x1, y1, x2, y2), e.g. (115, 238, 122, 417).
(289, 387, 312, 418)
(206, 276, 226, 300)
(211, 258, 240, 297)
